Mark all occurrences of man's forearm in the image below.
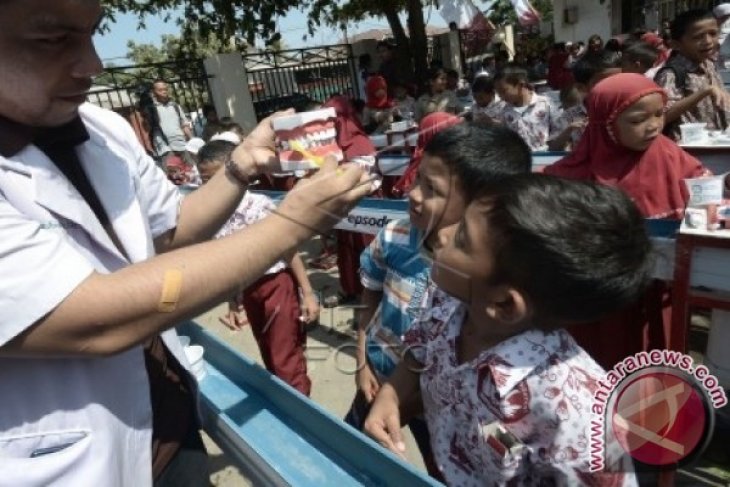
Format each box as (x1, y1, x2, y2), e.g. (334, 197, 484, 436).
(3, 213, 311, 358)
(159, 165, 247, 251)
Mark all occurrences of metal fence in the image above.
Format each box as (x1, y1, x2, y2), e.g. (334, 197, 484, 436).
(89, 59, 212, 115)
(242, 44, 358, 120)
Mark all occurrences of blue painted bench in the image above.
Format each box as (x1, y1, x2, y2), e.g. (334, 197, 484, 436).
(178, 321, 441, 487)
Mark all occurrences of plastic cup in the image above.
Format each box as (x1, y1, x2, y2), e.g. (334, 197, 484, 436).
(679, 123, 708, 144)
(184, 345, 207, 381)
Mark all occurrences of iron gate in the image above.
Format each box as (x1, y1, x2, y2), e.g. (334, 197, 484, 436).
(89, 59, 212, 116)
(242, 44, 358, 120)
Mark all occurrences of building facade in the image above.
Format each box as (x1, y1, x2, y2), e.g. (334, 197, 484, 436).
(552, 0, 721, 44)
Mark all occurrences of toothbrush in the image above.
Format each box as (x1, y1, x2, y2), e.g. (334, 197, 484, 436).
(289, 139, 326, 167)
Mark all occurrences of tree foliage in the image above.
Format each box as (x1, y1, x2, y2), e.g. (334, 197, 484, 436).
(100, 0, 296, 48)
(100, 0, 546, 93)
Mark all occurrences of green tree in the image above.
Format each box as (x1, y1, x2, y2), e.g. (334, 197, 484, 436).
(102, 0, 546, 91)
(306, 0, 431, 88)
(100, 0, 432, 87)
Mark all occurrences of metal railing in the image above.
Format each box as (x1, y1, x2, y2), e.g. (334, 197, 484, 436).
(89, 59, 212, 115)
(242, 44, 358, 120)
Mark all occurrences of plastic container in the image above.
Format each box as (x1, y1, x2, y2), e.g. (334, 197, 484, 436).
(680, 123, 707, 144)
(390, 121, 409, 132)
(184, 345, 207, 381)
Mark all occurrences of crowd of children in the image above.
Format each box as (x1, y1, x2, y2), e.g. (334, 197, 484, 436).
(152, 6, 730, 485)
(347, 6, 730, 485)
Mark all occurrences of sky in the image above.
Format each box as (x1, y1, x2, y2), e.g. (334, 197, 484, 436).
(94, 7, 448, 65)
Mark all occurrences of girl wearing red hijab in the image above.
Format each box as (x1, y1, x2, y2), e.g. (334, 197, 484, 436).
(392, 112, 462, 197)
(363, 75, 395, 134)
(641, 32, 671, 67)
(545, 73, 711, 369)
(322, 96, 378, 302)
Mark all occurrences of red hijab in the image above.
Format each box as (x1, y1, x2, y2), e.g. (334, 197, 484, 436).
(544, 73, 706, 218)
(641, 32, 671, 66)
(365, 75, 393, 109)
(392, 112, 462, 196)
(322, 95, 376, 159)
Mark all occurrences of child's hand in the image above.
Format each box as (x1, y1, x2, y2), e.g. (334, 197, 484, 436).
(569, 119, 587, 131)
(300, 292, 320, 324)
(219, 300, 248, 331)
(710, 85, 730, 109)
(364, 386, 407, 459)
(356, 363, 381, 403)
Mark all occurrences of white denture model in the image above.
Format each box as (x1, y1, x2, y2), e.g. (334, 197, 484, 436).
(272, 108, 344, 172)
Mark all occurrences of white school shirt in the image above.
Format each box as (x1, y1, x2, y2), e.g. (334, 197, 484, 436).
(0, 103, 190, 486)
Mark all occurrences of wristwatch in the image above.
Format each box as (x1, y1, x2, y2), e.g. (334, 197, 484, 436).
(225, 157, 253, 186)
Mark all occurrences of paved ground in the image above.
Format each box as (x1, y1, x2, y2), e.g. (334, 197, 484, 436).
(193, 237, 426, 486)
(193, 238, 730, 487)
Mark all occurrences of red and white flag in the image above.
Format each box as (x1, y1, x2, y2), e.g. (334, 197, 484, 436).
(439, 0, 495, 57)
(510, 0, 541, 27)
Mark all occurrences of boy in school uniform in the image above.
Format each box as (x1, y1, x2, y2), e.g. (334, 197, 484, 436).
(548, 50, 622, 151)
(197, 140, 319, 396)
(493, 63, 561, 151)
(655, 9, 730, 141)
(469, 76, 504, 124)
(365, 174, 649, 486)
(347, 123, 531, 479)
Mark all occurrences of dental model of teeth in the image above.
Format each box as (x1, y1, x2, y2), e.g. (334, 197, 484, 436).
(272, 108, 344, 172)
(279, 128, 337, 152)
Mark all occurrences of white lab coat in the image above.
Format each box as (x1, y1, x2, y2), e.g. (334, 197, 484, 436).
(0, 103, 192, 486)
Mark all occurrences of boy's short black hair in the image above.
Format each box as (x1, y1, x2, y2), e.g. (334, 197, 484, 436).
(623, 42, 659, 69)
(446, 69, 460, 79)
(471, 76, 495, 94)
(571, 50, 622, 84)
(197, 140, 236, 166)
(604, 38, 622, 52)
(671, 9, 716, 41)
(494, 63, 529, 85)
(478, 174, 653, 325)
(423, 123, 531, 201)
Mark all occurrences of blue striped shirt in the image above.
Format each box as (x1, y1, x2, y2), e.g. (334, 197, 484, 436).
(360, 218, 431, 378)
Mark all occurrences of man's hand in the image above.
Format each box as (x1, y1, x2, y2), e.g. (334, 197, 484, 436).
(710, 85, 730, 110)
(230, 109, 295, 178)
(356, 362, 381, 403)
(274, 156, 373, 237)
(220, 300, 248, 331)
(364, 384, 407, 458)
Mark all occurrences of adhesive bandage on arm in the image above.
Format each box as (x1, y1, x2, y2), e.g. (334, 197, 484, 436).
(158, 269, 184, 313)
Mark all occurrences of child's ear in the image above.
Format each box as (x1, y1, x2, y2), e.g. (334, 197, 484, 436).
(485, 286, 529, 325)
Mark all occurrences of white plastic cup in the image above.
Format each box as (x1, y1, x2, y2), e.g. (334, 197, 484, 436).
(184, 345, 207, 381)
(390, 121, 409, 132)
(680, 123, 708, 144)
(684, 175, 725, 206)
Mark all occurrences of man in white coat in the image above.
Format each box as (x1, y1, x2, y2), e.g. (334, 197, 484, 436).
(0, 1, 371, 486)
